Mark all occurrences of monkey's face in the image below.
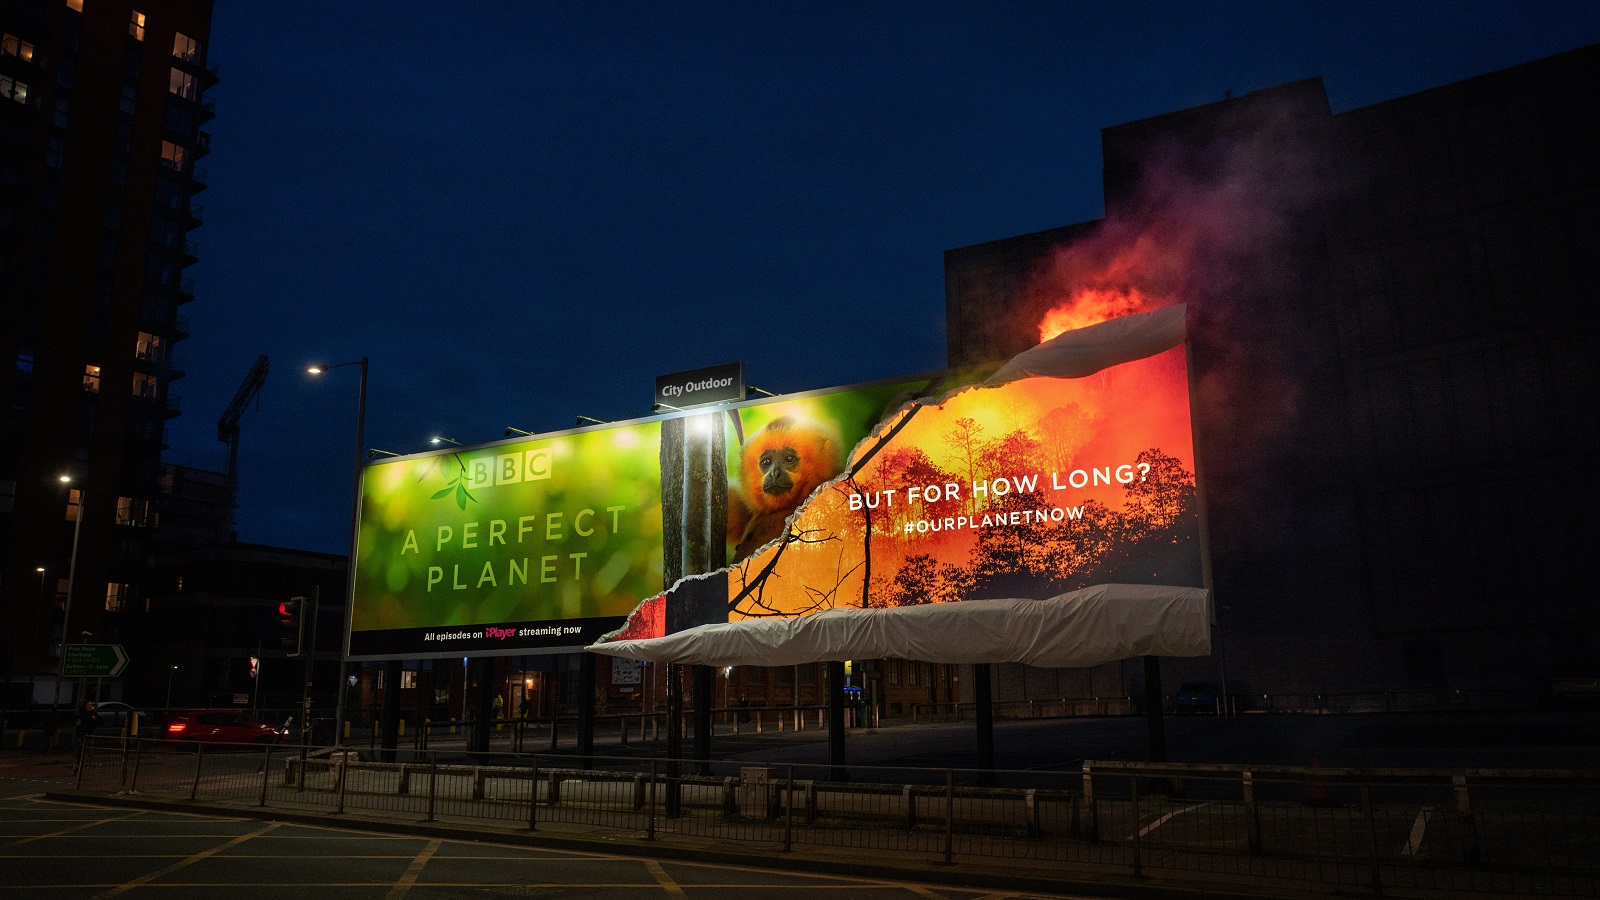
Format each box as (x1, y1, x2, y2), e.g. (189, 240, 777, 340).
(758, 445, 802, 499)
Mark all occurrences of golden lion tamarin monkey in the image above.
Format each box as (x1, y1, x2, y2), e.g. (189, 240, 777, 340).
(728, 415, 843, 561)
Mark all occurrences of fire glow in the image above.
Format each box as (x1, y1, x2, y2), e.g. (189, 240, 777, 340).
(1038, 287, 1159, 343)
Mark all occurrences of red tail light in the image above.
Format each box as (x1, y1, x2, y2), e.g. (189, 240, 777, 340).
(168, 723, 186, 733)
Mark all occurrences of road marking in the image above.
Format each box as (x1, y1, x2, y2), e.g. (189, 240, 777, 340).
(384, 838, 440, 900)
(1401, 806, 1432, 856)
(91, 822, 278, 898)
(1133, 802, 1209, 839)
(644, 859, 687, 895)
(3, 811, 146, 846)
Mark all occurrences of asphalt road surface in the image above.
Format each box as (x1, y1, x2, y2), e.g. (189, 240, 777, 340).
(0, 780, 1094, 900)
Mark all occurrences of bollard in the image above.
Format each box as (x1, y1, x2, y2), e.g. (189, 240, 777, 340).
(1130, 775, 1142, 878)
(782, 766, 794, 852)
(943, 771, 954, 865)
(336, 753, 349, 814)
(1025, 788, 1040, 839)
(190, 743, 204, 801)
(472, 766, 485, 800)
(1454, 774, 1481, 864)
(1081, 765, 1098, 842)
(1360, 784, 1383, 895)
(426, 753, 438, 822)
(257, 743, 270, 807)
(526, 754, 539, 831)
(645, 761, 657, 841)
(1243, 771, 1262, 854)
(343, 720, 350, 740)
(904, 785, 917, 830)
(128, 740, 143, 793)
(398, 764, 411, 795)
(620, 717, 629, 746)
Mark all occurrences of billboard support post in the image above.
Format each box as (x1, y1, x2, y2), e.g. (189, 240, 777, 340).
(577, 653, 595, 767)
(380, 660, 400, 762)
(665, 663, 683, 817)
(692, 666, 713, 776)
(827, 660, 846, 780)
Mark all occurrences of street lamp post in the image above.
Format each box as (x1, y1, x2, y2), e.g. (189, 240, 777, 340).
(165, 665, 177, 712)
(308, 357, 367, 746)
(51, 476, 85, 716)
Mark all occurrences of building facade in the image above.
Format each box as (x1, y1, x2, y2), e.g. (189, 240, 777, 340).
(945, 47, 1599, 699)
(0, 0, 214, 705)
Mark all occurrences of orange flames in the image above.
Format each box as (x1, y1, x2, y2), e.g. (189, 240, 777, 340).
(1038, 287, 1157, 343)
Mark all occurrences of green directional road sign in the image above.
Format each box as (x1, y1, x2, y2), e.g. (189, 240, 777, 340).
(62, 643, 128, 678)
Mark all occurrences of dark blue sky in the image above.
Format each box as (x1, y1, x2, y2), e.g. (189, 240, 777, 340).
(165, 2, 1600, 554)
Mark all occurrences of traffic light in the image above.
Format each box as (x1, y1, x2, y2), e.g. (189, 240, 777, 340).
(278, 597, 305, 656)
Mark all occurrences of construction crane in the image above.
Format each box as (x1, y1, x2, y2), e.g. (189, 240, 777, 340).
(217, 355, 269, 534)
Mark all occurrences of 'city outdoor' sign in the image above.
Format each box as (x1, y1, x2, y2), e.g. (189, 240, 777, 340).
(654, 362, 745, 409)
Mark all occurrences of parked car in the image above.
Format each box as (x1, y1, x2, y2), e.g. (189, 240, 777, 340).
(89, 701, 148, 734)
(163, 710, 287, 745)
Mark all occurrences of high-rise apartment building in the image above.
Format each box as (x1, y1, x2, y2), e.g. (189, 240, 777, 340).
(0, 0, 214, 704)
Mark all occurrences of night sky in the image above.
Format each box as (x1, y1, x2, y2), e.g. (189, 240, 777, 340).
(164, 2, 1600, 555)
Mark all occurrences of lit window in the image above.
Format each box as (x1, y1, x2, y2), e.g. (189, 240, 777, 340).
(116, 496, 149, 526)
(159, 140, 186, 170)
(1, 34, 35, 61)
(129, 11, 145, 41)
(65, 488, 82, 522)
(0, 75, 29, 105)
(105, 583, 128, 612)
(136, 332, 162, 361)
(172, 32, 198, 61)
(401, 671, 418, 689)
(82, 364, 101, 392)
(67, 0, 83, 11)
(132, 371, 159, 398)
(167, 68, 195, 100)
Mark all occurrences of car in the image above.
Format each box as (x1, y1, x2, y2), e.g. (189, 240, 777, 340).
(88, 701, 149, 734)
(163, 709, 287, 745)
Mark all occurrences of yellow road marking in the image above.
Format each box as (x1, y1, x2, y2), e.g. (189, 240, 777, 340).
(91, 822, 278, 898)
(384, 838, 440, 900)
(644, 859, 687, 895)
(4, 811, 145, 847)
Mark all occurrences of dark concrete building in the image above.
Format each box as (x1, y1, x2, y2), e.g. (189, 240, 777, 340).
(945, 46, 1599, 702)
(0, 0, 214, 705)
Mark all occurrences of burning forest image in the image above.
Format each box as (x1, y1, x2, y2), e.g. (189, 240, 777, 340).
(604, 311, 1204, 643)
(725, 342, 1200, 622)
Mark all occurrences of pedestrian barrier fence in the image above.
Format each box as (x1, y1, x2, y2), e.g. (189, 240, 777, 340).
(72, 737, 1599, 897)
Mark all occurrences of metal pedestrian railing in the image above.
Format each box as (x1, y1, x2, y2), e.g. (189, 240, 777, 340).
(73, 736, 1598, 897)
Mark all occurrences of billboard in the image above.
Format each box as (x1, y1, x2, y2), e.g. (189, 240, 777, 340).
(350, 306, 1204, 660)
(349, 424, 666, 659)
(608, 329, 1203, 643)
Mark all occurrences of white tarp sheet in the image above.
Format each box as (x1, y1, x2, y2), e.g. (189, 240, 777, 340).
(983, 303, 1187, 386)
(587, 583, 1211, 667)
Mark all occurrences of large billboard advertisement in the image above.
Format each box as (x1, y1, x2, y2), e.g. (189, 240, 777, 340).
(349, 425, 667, 659)
(608, 335, 1202, 643)
(350, 306, 1204, 660)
